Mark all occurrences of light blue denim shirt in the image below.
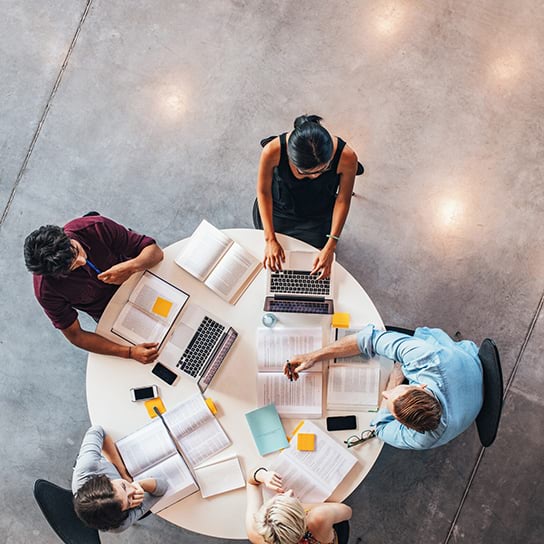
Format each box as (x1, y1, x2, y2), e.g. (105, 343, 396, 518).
(72, 426, 168, 532)
(357, 325, 483, 450)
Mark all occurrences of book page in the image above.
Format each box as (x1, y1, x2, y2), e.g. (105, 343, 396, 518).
(128, 271, 189, 324)
(194, 455, 245, 498)
(279, 421, 357, 500)
(137, 454, 198, 513)
(164, 394, 231, 467)
(257, 373, 322, 418)
(204, 242, 260, 303)
(116, 419, 175, 477)
(257, 328, 323, 372)
(266, 451, 330, 503)
(327, 363, 380, 410)
(175, 220, 232, 281)
(112, 303, 167, 345)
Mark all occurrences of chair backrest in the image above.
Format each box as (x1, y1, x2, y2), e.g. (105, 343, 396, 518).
(476, 338, 504, 447)
(33, 479, 101, 544)
(334, 519, 350, 544)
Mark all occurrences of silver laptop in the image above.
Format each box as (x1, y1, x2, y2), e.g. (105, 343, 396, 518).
(264, 250, 335, 315)
(159, 303, 238, 392)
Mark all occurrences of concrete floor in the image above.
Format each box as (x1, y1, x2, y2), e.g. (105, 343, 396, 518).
(1, 0, 543, 542)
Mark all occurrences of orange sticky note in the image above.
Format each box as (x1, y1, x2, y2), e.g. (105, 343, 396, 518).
(145, 397, 166, 418)
(152, 296, 173, 318)
(297, 433, 315, 451)
(332, 312, 350, 328)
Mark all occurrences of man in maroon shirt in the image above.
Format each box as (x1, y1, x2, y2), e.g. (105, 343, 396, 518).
(24, 214, 164, 364)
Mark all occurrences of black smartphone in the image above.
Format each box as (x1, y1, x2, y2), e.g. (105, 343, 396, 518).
(326, 415, 357, 431)
(151, 362, 179, 386)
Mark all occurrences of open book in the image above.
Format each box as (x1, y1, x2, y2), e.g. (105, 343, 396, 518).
(328, 327, 380, 410)
(327, 362, 380, 411)
(111, 270, 189, 346)
(175, 220, 261, 304)
(256, 327, 323, 419)
(116, 394, 230, 511)
(266, 421, 358, 503)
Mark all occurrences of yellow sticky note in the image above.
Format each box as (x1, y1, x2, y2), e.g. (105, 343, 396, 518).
(297, 433, 316, 451)
(205, 397, 218, 415)
(332, 312, 350, 328)
(145, 397, 166, 418)
(152, 296, 173, 318)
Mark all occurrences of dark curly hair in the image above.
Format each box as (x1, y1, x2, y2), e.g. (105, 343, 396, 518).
(73, 475, 128, 531)
(287, 114, 333, 172)
(23, 225, 76, 276)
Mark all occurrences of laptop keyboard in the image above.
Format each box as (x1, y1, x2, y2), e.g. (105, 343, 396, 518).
(176, 316, 225, 377)
(270, 270, 331, 296)
(266, 299, 331, 314)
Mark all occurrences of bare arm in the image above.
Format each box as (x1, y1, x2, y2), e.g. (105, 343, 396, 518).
(245, 468, 284, 544)
(61, 319, 159, 364)
(98, 244, 164, 285)
(285, 333, 361, 379)
(256, 140, 285, 271)
(311, 145, 357, 279)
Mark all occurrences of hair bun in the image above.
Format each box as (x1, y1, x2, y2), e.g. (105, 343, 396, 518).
(293, 114, 323, 129)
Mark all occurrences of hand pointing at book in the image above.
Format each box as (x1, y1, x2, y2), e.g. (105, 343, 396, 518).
(283, 354, 318, 380)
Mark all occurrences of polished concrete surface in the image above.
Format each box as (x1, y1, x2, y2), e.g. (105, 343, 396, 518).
(1, 1, 543, 542)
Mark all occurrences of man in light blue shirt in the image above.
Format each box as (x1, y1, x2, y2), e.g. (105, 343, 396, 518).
(286, 324, 483, 450)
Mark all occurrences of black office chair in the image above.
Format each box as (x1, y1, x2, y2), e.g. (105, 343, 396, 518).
(334, 520, 350, 544)
(475, 338, 503, 447)
(33, 479, 101, 544)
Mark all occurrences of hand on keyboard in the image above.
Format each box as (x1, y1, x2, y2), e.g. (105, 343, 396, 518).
(263, 239, 285, 272)
(310, 244, 335, 279)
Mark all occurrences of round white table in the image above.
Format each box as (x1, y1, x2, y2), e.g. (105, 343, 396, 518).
(87, 229, 391, 539)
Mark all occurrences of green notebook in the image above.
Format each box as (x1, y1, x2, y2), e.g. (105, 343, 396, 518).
(245, 404, 289, 456)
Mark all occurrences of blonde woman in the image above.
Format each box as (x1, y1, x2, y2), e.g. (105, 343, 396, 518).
(245, 467, 352, 544)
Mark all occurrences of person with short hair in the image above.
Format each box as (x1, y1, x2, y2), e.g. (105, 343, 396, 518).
(72, 426, 166, 532)
(245, 466, 351, 544)
(24, 214, 163, 363)
(285, 325, 483, 450)
(254, 115, 360, 279)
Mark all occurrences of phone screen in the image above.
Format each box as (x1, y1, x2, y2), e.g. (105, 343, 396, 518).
(132, 386, 156, 401)
(152, 363, 178, 385)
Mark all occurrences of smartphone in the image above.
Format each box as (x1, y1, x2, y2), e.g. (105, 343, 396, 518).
(326, 415, 357, 431)
(151, 362, 179, 386)
(130, 385, 159, 402)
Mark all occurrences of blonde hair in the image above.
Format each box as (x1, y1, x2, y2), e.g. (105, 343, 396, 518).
(254, 494, 307, 544)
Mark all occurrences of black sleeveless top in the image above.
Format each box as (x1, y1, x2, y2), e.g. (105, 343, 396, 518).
(271, 133, 346, 219)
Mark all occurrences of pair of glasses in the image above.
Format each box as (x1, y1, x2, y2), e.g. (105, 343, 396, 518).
(344, 429, 376, 448)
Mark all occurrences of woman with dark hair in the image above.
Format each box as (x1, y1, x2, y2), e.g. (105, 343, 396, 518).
(72, 426, 167, 532)
(254, 115, 362, 278)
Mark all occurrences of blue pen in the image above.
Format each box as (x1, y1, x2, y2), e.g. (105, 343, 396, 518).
(86, 259, 102, 275)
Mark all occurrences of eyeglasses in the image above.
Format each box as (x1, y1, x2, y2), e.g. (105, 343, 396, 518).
(344, 429, 376, 448)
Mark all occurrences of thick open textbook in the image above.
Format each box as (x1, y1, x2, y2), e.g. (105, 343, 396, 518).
(115, 394, 230, 511)
(175, 220, 261, 304)
(256, 327, 323, 419)
(266, 421, 358, 503)
(111, 270, 189, 346)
